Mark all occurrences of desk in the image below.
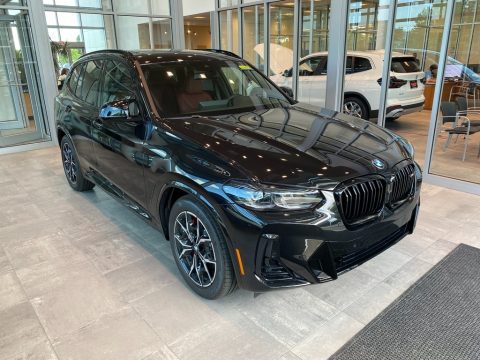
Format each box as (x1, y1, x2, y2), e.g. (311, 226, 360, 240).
(423, 81, 458, 110)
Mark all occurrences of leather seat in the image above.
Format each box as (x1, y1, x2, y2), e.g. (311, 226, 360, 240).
(177, 78, 212, 114)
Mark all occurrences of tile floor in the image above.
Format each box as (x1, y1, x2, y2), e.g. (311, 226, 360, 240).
(0, 146, 479, 360)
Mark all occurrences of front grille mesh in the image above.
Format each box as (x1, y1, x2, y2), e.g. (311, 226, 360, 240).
(390, 164, 415, 205)
(338, 179, 386, 224)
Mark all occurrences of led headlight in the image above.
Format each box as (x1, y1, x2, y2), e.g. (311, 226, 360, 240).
(398, 136, 415, 159)
(384, 128, 415, 160)
(223, 181, 324, 210)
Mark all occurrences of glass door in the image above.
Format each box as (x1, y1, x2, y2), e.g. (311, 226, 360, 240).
(0, 9, 48, 148)
(0, 14, 26, 131)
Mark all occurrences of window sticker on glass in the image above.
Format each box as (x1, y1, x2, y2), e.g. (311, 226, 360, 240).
(239, 64, 252, 70)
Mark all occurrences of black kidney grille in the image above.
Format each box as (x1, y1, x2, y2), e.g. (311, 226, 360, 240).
(338, 179, 386, 223)
(390, 164, 416, 205)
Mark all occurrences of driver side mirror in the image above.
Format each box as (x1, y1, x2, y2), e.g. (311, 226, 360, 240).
(99, 98, 141, 121)
(282, 69, 292, 77)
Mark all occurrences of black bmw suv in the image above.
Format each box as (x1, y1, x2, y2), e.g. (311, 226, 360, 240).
(55, 49, 421, 299)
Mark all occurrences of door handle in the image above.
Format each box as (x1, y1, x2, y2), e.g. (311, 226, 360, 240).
(92, 118, 103, 128)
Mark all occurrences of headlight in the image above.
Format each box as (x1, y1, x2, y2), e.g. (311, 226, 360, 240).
(398, 137, 415, 159)
(223, 181, 324, 210)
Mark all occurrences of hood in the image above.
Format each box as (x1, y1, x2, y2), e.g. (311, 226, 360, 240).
(165, 104, 410, 190)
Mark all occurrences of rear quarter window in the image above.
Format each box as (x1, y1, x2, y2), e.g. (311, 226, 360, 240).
(67, 63, 83, 96)
(353, 57, 372, 73)
(391, 57, 420, 73)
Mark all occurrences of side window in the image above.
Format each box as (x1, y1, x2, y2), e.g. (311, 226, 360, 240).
(313, 57, 327, 75)
(353, 57, 372, 73)
(67, 63, 83, 96)
(79, 60, 103, 106)
(74, 64, 86, 99)
(345, 56, 353, 74)
(299, 57, 321, 76)
(101, 60, 135, 105)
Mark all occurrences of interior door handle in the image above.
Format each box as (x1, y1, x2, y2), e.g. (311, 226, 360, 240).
(92, 118, 103, 128)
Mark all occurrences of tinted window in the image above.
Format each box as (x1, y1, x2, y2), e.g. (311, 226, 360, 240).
(67, 63, 83, 95)
(101, 60, 135, 105)
(391, 57, 420, 73)
(74, 63, 86, 99)
(79, 60, 103, 106)
(353, 57, 372, 73)
(345, 56, 353, 74)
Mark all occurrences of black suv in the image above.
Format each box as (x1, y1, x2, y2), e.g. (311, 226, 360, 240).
(55, 49, 421, 299)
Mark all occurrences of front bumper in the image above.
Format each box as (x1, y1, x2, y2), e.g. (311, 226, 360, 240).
(220, 165, 422, 292)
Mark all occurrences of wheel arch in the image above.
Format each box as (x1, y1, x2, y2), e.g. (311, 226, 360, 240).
(157, 179, 243, 281)
(57, 126, 67, 147)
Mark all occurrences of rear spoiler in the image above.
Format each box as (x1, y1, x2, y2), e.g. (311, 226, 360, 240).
(195, 49, 242, 59)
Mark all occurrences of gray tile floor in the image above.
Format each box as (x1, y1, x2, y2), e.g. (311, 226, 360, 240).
(1, 147, 479, 360)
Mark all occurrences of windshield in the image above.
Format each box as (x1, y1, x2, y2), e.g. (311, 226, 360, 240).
(141, 59, 291, 117)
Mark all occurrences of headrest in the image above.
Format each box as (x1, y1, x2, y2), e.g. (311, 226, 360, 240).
(185, 79, 204, 94)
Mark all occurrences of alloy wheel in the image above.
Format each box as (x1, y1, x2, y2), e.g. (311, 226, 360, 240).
(344, 101, 363, 118)
(62, 142, 77, 184)
(173, 211, 217, 287)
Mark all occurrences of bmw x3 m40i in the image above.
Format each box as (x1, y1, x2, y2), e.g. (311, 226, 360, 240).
(55, 49, 422, 299)
(270, 50, 425, 121)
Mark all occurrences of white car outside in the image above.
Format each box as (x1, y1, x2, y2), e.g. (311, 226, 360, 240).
(270, 50, 425, 120)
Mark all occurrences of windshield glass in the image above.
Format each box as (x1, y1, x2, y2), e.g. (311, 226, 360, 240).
(141, 59, 291, 117)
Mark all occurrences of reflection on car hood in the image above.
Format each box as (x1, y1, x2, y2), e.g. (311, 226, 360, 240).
(166, 104, 410, 189)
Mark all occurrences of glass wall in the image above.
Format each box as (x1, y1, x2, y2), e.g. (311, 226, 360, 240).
(242, 4, 264, 70)
(384, 1, 448, 166)
(43, 0, 174, 57)
(216, 0, 480, 192)
(219, 9, 239, 54)
(429, 0, 480, 185)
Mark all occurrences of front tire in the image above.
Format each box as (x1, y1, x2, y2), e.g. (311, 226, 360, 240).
(344, 96, 369, 120)
(168, 195, 236, 299)
(60, 136, 95, 192)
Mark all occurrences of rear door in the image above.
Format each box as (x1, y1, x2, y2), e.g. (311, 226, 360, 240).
(390, 56, 425, 100)
(91, 58, 148, 209)
(57, 60, 100, 171)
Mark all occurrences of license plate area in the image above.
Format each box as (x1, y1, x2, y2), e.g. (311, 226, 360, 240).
(410, 80, 418, 88)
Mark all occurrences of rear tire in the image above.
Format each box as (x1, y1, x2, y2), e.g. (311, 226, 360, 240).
(344, 96, 369, 120)
(60, 136, 95, 192)
(168, 195, 236, 299)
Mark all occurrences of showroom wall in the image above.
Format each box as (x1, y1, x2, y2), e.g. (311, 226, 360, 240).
(216, 0, 480, 195)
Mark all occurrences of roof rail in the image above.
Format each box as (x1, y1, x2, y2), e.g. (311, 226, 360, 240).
(195, 49, 242, 59)
(79, 49, 133, 59)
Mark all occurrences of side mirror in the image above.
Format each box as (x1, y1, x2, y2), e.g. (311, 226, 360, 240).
(99, 98, 141, 121)
(282, 69, 292, 77)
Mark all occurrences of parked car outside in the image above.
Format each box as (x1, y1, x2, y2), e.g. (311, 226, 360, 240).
(270, 50, 426, 121)
(56, 49, 422, 299)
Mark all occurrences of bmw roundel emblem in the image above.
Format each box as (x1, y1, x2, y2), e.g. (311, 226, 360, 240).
(372, 158, 386, 170)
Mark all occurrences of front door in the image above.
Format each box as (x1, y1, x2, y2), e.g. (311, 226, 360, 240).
(91, 59, 148, 213)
